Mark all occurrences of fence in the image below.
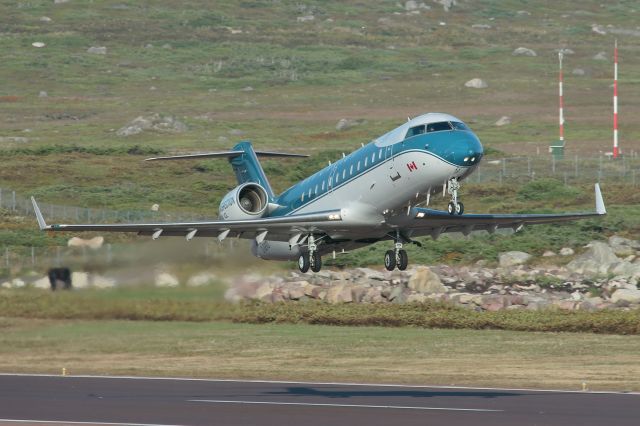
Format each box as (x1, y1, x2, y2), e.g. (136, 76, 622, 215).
(1, 155, 638, 225)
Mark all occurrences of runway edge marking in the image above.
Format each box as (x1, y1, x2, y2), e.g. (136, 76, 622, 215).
(1, 373, 638, 396)
(188, 399, 503, 412)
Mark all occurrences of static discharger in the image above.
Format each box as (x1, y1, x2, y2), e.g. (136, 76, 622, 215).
(255, 230, 268, 243)
(152, 229, 163, 240)
(186, 229, 197, 241)
(217, 229, 230, 242)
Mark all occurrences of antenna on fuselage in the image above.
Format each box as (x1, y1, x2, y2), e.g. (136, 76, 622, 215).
(407, 117, 411, 122)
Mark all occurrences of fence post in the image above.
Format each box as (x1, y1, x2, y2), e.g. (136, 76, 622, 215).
(31, 246, 35, 266)
(11, 191, 16, 211)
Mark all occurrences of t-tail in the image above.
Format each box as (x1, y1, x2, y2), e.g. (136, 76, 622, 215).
(145, 141, 307, 200)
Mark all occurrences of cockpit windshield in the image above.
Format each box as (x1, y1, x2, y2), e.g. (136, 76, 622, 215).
(451, 121, 470, 131)
(426, 121, 452, 132)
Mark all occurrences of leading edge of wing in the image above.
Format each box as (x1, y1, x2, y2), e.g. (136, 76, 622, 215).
(408, 183, 606, 227)
(31, 197, 341, 233)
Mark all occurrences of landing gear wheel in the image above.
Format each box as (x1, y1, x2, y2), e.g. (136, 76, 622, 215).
(310, 251, 322, 272)
(397, 249, 408, 271)
(298, 253, 310, 273)
(447, 201, 456, 215)
(384, 250, 396, 271)
(456, 202, 464, 215)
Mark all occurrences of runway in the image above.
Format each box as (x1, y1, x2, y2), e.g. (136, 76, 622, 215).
(0, 374, 639, 426)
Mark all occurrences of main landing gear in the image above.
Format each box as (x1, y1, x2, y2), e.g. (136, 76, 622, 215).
(298, 234, 322, 273)
(446, 178, 464, 215)
(384, 231, 409, 271)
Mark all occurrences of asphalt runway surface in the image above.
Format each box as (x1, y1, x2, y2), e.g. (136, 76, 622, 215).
(0, 374, 639, 426)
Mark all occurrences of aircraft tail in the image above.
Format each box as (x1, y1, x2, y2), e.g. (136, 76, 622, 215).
(145, 141, 307, 200)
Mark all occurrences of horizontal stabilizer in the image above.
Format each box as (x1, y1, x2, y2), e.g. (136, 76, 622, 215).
(145, 150, 308, 161)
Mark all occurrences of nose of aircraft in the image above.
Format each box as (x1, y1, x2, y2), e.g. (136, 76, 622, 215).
(445, 131, 483, 167)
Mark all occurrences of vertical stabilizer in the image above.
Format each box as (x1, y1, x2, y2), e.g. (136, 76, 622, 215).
(229, 141, 275, 199)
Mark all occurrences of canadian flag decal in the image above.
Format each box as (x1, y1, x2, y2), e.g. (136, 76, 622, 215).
(407, 161, 418, 172)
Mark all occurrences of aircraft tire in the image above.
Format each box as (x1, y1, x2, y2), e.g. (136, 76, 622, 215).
(447, 201, 456, 215)
(298, 253, 310, 273)
(397, 249, 408, 271)
(384, 250, 396, 271)
(456, 202, 464, 215)
(310, 252, 322, 272)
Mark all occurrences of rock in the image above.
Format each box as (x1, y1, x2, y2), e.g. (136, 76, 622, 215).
(187, 272, 217, 287)
(495, 116, 511, 126)
(327, 284, 353, 303)
(406, 293, 428, 303)
(388, 286, 407, 303)
(408, 266, 447, 293)
(611, 261, 640, 278)
(336, 118, 365, 131)
(610, 289, 640, 304)
(557, 48, 575, 55)
(543, 250, 556, 257)
(591, 24, 607, 35)
(572, 68, 586, 76)
(481, 295, 508, 311)
(296, 15, 315, 22)
(516, 10, 531, 16)
(351, 286, 367, 302)
(40, 16, 52, 22)
(592, 51, 607, 61)
(39, 91, 48, 98)
(32, 42, 46, 48)
(609, 236, 639, 257)
(117, 113, 187, 136)
(434, 0, 456, 12)
(162, 43, 172, 49)
(155, 272, 179, 287)
(240, 86, 254, 92)
(464, 78, 488, 89)
(355, 267, 385, 281)
(512, 47, 537, 57)
(54, 0, 69, 4)
(499, 251, 532, 267)
(560, 247, 574, 256)
(68, 236, 104, 249)
(566, 242, 619, 276)
(32, 276, 51, 289)
(87, 46, 107, 55)
(471, 24, 492, 29)
(71, 272, 89, 289)
(254, 283, 274, 301)
(92, 275, 116, 289)
(151, 204, 160, 212)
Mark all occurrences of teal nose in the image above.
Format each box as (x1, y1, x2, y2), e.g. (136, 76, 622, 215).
(447, 132, 483, 166)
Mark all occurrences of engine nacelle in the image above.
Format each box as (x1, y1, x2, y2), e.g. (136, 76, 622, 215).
(251, 240, 301, 261)
(219, 183, 268, 220)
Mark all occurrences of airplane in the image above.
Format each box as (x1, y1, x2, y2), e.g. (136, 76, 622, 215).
(31, 112, 607, 273)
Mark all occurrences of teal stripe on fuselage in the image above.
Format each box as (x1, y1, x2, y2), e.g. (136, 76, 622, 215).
(269, 129, 482, 217)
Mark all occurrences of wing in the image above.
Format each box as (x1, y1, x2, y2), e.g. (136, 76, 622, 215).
(388, 184, 606, 239)
(31, 197, 341, 243)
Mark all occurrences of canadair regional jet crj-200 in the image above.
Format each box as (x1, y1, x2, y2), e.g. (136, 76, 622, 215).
(32, 113, 606, 273)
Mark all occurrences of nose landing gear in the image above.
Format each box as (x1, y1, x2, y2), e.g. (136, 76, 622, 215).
(446, 178, 464, 215)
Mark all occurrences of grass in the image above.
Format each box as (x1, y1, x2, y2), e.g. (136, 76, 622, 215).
(2, 288, 640, 335)
(1, 317, 640, 391)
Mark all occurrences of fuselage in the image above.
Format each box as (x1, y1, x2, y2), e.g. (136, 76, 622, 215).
(252, 113, 483, 260)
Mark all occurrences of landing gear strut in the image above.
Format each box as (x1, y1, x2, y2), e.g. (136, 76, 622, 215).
(384, 231, 409, 271)
(446, 178, 464, 215)
(298, 234, 322, 273)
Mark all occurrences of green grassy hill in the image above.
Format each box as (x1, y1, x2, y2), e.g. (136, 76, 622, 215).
(0, 0, 638, 259)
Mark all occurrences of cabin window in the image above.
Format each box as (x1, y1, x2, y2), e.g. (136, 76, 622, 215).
(329, 177, 332, 188)
(301, 193, 304, 202)
(336, 173, 339, 183)
(365, 157, 368, 167)
(371, 153, 375, 162)
(451, 121, 470, 131)
(406, 125, 425, 138)
(342, 169, 346, 179)
(308, 188, 312, 198)
(315, 184, 318, 195)
(350, 164, 353, 175)
(427, 121, 453, 133)
(378, 149, 382, 160)
(357, 161, 360, 171)
(322, 181, 325, 191)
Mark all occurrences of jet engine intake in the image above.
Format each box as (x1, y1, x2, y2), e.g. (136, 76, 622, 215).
(219, 183, 268, 220)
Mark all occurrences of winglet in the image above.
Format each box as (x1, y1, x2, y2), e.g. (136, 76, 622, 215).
(31, 197, 48, 230)
(595, 183, 606, 215)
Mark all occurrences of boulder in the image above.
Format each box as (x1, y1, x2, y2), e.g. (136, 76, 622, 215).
(92, 275, 115, 289)
(512, 47, 537, 57)
(87, 46, 107, 55)
(32, 276, 51, 289)
(40, 16, 52, 22)
(117, 113, 187, 137)
(296, 15, 314, 22)
(566, 242, 619, 276)
(542, 250, 556, 257)
(495, 116, 511, 126)
(187, 272, 217, 287)
(254, 283, 274, 301)
(408, 266, 447, 293)
(355, 267, 385, 281)
(560, 247, 575, 256)
(39, 91, 48, 98)
(155, 272, 179, 287)
(327, 284, 353, 303)
(464, 78, 488, 89)
(71, 272, 89, 289)
(68, 236, 104, 249)
(611, 261, 640, 278)
(572, 68, 586, 76)
(336, 118, 365, 131)
(592, 51, 607, 61)
(499, 251, 532, 267)
(592, 25, 607, 35)
(610, 289, 640, 304)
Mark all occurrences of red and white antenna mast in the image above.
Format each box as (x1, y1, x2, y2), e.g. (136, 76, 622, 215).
(558, 51, 565, 145)
(613, 39, 620, 158)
